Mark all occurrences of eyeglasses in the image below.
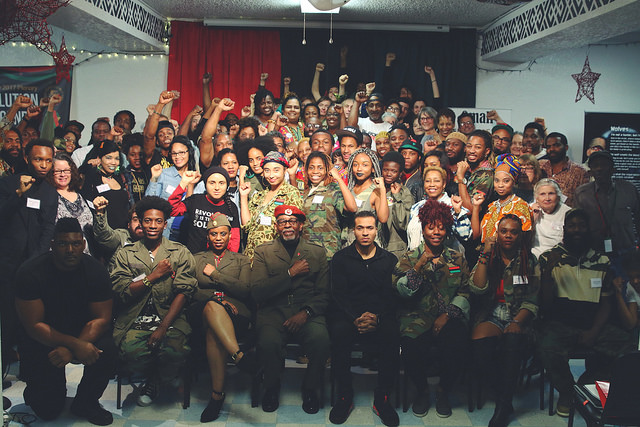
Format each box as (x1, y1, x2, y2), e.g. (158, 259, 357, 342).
(170, 150, 188, 157)
(520, 166, 535, 172)
(53, 169, 72, 175)
(387, 107, 400, 113)
(276, 219, 299, 226)
(306, 124, 321, 129)
(326, 113, 340, 117)
(419, 116, 434, 121)
(460, 120, 473, 126)
(492, 135, 512, 144)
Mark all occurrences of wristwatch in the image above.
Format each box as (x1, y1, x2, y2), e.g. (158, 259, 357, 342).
(142, 277, 153, 288)
(303, 306, 314, 318)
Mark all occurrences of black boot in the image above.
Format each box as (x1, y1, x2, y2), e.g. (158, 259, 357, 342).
(488, 333, 524, 427)
(472, 336, 499, 409)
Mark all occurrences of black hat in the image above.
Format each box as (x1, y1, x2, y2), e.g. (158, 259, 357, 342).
(336, 126, 363, 145)
(587, 149, 614, 167)
(64, 120, 85, 132)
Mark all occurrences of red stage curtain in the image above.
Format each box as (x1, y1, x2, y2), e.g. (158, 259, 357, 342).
(167, 21, 281, 122)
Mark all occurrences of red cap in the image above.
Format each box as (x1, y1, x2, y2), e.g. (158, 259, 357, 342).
(274, 204, 306, 221)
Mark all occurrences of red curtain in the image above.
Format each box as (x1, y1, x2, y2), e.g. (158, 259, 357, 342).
(167, 21, 281, 122)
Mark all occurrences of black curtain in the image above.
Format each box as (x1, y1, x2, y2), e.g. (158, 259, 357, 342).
(280, 27, 477, 108)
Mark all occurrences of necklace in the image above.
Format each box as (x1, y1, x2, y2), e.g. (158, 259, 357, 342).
(494, 193, 515, 209)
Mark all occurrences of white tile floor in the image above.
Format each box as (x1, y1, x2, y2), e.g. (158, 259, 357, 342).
(2, 359, 588, 426)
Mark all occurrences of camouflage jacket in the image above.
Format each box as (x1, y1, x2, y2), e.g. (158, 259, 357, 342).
(393, 244, 471, 338)
(465, 164, 494, 198)
(469, 252, 540, 328)
(301, 182, 345, 260)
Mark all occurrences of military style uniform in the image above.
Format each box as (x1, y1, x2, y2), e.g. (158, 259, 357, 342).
(110, 238, 197, 382)
(243, 182, 302, 260)
(251, 237, 330, 391)
(301, 182, 346, 260)
(393, 244, 471, 393)
(379, 185, 413, 259)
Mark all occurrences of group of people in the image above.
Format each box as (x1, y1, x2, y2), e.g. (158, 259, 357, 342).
(1, 62, 639, 427)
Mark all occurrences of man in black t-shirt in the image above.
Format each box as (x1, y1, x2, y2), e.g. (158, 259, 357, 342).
(15, 218, 115, 425)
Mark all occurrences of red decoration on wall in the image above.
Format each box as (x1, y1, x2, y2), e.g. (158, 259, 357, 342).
(572, 56, 601, 104)
(0, 0, 75, 82)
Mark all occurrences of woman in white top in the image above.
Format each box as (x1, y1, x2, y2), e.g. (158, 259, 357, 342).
(530, 178, 571, 259)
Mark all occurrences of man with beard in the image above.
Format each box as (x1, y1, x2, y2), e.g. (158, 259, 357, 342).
(71, 119, 112, 168)
(399, 139, 423, 203)
(455, 130, 494, 212)
(0, 138, 57, 372)
(143, 90, 177, 168)
(491, 124, 514, 157)
(0, 127, 27, 175)
(15, 218, 115, 425)
(575, 150, 640, 258)
(538, 132, 588, 207)
(92, 196, 145, 259)
(114, 110, 136, 135)
(356, 93, 392, 136)
(250, 205, 330, 414)
(538, 208, 635, 418)
(121, 133, 150, 204)
(444, 132, 467, 181)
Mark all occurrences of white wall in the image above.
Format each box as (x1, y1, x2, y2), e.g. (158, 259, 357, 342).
(476, 42, 640, 162)
(0, 26, 168, 143)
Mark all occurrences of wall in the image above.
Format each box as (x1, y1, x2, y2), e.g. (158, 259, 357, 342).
(476, 42, 640, 162)
(0, 26, 168, 142)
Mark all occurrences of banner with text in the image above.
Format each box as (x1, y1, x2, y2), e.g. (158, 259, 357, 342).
(583, 112, 640, 192)
(451, 108, 512, 132)
(0, 66, 73, 126)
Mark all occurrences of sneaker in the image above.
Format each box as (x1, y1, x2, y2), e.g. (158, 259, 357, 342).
(412, 388, 430, 417)
(137, 380, 159, 407)
(556, 393, 571, 417)
(435, 389, 452, 418)
(329, 395, 353, 424)
(200, 394, 225, 423)
(373, 391, 399, 427)
(70, 399, 113, 426)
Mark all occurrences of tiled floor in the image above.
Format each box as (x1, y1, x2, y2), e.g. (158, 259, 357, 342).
(3, 359, 588, 426)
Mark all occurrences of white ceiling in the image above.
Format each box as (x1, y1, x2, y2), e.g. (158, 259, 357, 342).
(143, 0, 525, 28)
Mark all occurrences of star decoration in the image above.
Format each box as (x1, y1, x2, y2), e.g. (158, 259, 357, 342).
(572, 56, 601, 104)
(51, 36, 75, 83)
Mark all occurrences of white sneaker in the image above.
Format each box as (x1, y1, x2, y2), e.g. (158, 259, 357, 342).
(137, 381, 159, 407)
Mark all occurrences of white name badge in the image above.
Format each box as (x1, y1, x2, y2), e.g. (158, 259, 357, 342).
(604, 239, 613, 253)
(96, 183, 110, 193)
(87, 200, 95, 209)
(312, 195, 324, 204)
(590, 278, 603, 288)
(26, 197, 40, 210)
(259, 214, 272, 226)
(133, 273, 146, 282)
(355, 199, 363, 208)
(165, 185, 176, 195)
(513, 275, 528, 285)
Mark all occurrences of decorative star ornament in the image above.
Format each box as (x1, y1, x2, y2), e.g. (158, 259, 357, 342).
(572, 56, 601, 104)
(52, 35, 75, 83)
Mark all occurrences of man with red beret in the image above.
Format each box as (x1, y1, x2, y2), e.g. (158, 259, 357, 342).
(250, 205, 330, 415)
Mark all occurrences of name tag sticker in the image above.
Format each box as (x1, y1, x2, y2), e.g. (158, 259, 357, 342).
(96, 183, 110, 193)
(513, 275, 528, 285)
(312, 195, 324, 204)
(591, 278, 603, 288)
(604, 239, 613, 253)
(355, 199, 363, 208)
(26, 197, 40, 209)
(165, 185, 176, 195)
(259, 214, 272, 226)
(560, 194, 568, 203)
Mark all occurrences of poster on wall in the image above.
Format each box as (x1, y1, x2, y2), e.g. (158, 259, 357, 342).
(451, 108, 512, 132)
(583, 112, 640, 191)
(0, 66, 72, 126)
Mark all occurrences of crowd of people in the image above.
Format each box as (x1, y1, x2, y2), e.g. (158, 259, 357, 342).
(0, 61, 639, 427)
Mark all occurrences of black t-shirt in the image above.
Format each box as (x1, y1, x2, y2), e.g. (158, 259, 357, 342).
(181, 194, 240, 253)
(15, 252, 113, 340)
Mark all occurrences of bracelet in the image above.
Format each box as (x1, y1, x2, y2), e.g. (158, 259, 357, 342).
(142, 277, 153, 288)
(152, 111, 162, 116)
(431, 79, 437, 83)
(478, 252, 491, 260)
(478, 258, 488, 265)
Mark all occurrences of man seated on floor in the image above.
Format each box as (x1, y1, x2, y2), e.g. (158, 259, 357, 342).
(538, 208, 636, 417)
(15, 218, 115, 425)
(110, 196, 197, 407)
(328, 210, 400, 426)
(250, 205, 330, 414)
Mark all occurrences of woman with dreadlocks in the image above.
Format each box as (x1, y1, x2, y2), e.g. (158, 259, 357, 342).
(470, 214, 540, 427)
(344, 147, 389, 246)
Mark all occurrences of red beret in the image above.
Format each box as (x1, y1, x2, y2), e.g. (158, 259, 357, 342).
(274, 204, 306, 221)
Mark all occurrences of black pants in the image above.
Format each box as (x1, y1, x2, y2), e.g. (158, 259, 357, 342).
(19, 334, 116, 420)
(401, 317, 468, 392)
(328, 312, 399, 397)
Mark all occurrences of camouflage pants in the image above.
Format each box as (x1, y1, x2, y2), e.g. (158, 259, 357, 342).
(537, 321, 635, 396)
(119, 328, 190, 384)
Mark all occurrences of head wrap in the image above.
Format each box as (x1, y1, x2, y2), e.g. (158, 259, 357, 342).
(494, 153, 521, 181)
(260, 150, 290, 168)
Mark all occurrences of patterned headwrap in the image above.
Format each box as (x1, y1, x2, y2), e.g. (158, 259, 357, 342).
(260, 150, 290, 168)
(346, 147, 382, 190)
(494, 153, 521, 181)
